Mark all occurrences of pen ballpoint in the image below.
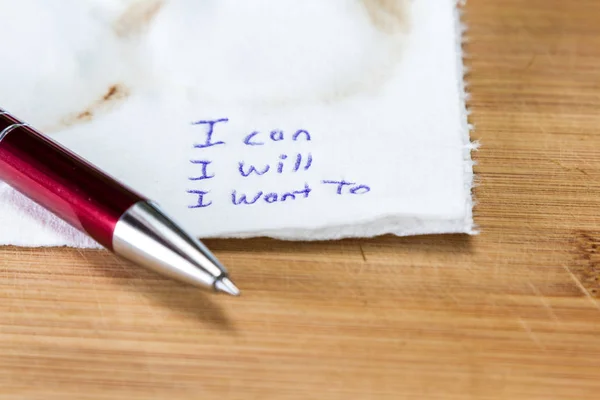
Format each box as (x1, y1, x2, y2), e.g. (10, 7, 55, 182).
(0, 109, 239, 296)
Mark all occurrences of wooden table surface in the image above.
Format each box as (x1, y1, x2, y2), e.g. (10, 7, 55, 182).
(2, 1, 600, 399)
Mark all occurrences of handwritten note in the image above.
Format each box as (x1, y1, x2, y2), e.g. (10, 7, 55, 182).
(186, 118, 371, 211)
(0, 0, 475, 247)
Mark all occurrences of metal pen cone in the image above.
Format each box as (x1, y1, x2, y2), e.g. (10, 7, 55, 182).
(112, 201, 236, 291)
(215, 277, 241, 296)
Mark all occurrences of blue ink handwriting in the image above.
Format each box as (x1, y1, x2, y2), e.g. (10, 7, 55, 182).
(231, 184, 311, 206)
(188, 117, 371, 211)
(322, 180, 371, 195)
(189, 160, 215, 181)
(238, 153, 312, 177)
(187, 190, 213, 208)
(191, 118, 228, 148)
(270, 130, 284, 141)
(238, 162, 270, 177)
(293, 153, 312, 172)
(243, 131, 264, 146)
(243, 129, 311, 146)
(293, 129, 311, 141)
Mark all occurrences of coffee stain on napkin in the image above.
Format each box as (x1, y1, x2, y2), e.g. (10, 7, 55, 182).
(363, 0, 411, 34)
(56, 84, 129, 131)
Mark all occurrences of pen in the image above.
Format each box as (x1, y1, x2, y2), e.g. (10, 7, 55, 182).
(0, 109, 239, 296)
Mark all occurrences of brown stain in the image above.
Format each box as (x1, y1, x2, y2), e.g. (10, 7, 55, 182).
(54, 84, 129, 131)
(61, 1, 411, 125)
(114, 0, 164, 38)
(571, 230, 600, 297)
(102, 84, 126, 102)
(75, 110, 93, 122)
(312, 0, 411, 104)
(242, 0, 412, 109)
(363, 0, 410, 35)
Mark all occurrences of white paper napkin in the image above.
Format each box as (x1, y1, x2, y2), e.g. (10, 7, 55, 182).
(0, 0, 475, 247)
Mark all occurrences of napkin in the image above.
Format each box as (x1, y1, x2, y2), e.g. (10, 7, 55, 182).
(0, 0, 475, 247)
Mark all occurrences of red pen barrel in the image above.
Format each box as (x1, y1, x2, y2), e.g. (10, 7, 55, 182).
(0, 113, 144, 249)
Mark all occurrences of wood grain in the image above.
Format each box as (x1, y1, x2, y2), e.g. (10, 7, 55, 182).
(2, 1, 600, 398)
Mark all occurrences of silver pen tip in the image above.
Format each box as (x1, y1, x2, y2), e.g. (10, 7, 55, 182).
(215, 277, 241, 296)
